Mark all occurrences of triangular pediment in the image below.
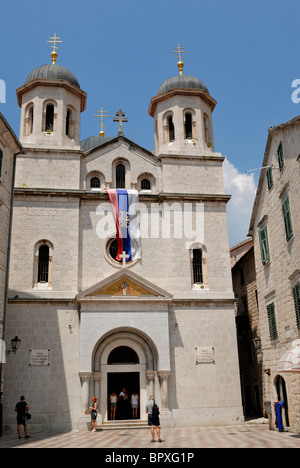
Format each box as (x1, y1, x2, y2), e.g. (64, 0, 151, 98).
(76, 270, 172, 301)
(81, 135, 158, 164)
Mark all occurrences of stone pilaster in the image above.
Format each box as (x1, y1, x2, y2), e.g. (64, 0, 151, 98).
(78, 372, 93, 432)
(157, 370, 174, 428)
(146, 370, 156, 398)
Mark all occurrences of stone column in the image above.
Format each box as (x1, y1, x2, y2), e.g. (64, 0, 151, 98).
(93, 372, 102, 402)
(157, 370, 171, 411)
(93, 372, 102, 426)
(157, 370, 174, 428)
(78, 372, 93, 431)
(146, 370, 156, 398)
(79, 372, 92, 412)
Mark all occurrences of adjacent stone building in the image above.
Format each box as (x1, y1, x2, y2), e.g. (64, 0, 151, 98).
(249, 116, 300, 433)
(0, 113, 22, 353)
(3, 49, 243, 432)
(0, 113, 22, 434)
(231, 239, 262, 417)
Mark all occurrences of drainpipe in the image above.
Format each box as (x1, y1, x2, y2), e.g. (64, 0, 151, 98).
(0, 149, 19, 437)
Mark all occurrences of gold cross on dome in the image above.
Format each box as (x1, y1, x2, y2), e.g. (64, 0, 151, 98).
(47, 33, 63, 64)
(94, 106, 110, 137)
(172, 43, 187, 75)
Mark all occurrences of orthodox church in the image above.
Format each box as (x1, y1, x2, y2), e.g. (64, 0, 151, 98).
(4, 39, 243, 432)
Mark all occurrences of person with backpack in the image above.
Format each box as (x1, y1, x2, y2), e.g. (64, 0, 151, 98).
(145, 396, 162, 443)
(15, 396, 30, 440)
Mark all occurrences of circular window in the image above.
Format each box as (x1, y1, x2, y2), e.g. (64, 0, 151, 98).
(108, 238, 120, 263)
(104, 237, 139, 268)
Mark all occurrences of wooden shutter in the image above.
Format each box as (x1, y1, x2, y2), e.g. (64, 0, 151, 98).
(266, 166, 273, 190)
(267, 302, 278, 340)
(259, 226, 270, 263)
(282, 196, 293, 241)
(277, 142, 284, 170)
(292, 283, 300, 330)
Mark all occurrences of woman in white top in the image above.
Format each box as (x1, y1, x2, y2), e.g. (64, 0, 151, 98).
(110, 392, 118, 420)
(131, 392, 139, 419)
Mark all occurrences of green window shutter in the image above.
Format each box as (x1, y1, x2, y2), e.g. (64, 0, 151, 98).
(282, 196, 293, 241)
(267, 302, 278, 340)
(259, 226, 270, 263)
(292, 283, 300, 330)
(277, 142, 284, 170)
(266, 166, 273, 190)
(0, 149, 3, 177)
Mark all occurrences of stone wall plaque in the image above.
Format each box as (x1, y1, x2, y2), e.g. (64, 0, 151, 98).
(29, 349, 50, 366)
(195, 347, 215, 364)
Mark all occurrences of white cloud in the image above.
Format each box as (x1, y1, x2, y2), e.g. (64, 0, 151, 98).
(223, 158, 257, 247)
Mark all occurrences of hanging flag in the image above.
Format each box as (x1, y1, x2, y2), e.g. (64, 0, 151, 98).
(106, 189, 141, 262)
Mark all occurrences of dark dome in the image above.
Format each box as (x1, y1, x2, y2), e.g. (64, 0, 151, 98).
(157, 74, 209, 96)
(80, 135, 114, 152)
(26, 64, 80, 89)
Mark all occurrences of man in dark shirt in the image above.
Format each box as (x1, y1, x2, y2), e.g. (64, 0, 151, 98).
(15, 396, 30, 439)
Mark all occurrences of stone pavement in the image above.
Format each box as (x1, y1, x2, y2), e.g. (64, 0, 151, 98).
(0, 422, 300, 449)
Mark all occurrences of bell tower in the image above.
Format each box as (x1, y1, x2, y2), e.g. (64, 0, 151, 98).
(16, 35, 86, 150)
(148, 45, 217, 157)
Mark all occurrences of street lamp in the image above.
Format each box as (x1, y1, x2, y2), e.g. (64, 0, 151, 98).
(7, 336, 21, 355)
(253, 336, 262, 355)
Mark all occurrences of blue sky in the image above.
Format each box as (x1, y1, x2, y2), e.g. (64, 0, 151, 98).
(1, 0, 300, 246)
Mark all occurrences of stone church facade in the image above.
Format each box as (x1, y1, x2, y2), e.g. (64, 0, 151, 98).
(3, 51, 243, 432)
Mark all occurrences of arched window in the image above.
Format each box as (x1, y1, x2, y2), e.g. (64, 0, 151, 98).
(108, 346, 139, 365)
(116, 163, 125, 188)
(0, 149, 3, 177)
(91, 177, 101, 189)
(193, 249, 203, 284)
(38, 245, 50, 283)
(141, 179, 151, 190)
(66, 109, 71, 136)
(24, 103, 34, 137)
(26, 104, 34, 136)
(45, 104, 54, 132)
(203, 114, 209, 146)
(65, 107, 75, 138)
(28, 106, 34, 134)
(34, 240, 53, 288)
(168, 115, 175, 142)
(185, 113, 193, 139)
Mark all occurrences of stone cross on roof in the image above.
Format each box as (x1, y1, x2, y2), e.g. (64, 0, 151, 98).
(119, 250, 130, 268)
(113, 109, 128, 137)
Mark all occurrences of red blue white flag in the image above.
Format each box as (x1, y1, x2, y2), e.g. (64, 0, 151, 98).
(106, 189, 141, 263)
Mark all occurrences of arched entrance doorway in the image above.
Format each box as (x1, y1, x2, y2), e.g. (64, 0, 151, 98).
(107, 346, 140, 420)
(275, 375, 290, 427)
(93, 329, 158, 422)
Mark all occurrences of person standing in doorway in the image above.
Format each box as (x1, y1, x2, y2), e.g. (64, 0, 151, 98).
(89, 397, 98, 432)
(145, 396, 162, 443)
(110, 392, 118, 420)
(15, 396, 30, 439)
(131, 391, 139, 419)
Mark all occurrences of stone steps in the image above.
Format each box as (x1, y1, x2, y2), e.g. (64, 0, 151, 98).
(98, 419, 148, 431)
